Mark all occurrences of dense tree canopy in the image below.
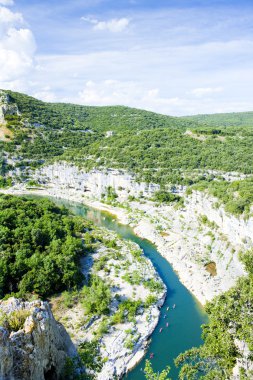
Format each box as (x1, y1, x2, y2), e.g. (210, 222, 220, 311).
(2, 91, 253, 185)
(0, 195, 87, 298)
(176, 250, 253, 379)
(1, 91, 253, 213)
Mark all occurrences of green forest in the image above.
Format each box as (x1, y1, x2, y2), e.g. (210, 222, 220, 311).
(184, 111, 253, 127)
(1, 90, 253, 379)
(2, 91, 253, 182)
(1, 90, 253, 214)
(0, 195, 88, 298)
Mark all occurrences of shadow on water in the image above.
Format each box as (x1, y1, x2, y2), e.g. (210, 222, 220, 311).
(28, 196, 208, 379)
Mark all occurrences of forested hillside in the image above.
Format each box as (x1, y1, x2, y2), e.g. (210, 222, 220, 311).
(2, 90, 253, 186)
(183, 111, 253, 127)
(1, 90, 253, 379)
(1, 89, 253, 216)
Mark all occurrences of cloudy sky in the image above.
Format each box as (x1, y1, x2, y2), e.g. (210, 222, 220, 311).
(1, 0, 253, 115)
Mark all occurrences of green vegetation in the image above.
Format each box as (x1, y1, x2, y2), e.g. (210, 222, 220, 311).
(81, 275, 111, 316)
(0, 176, 12, 188)
(2, 89, 253, 212)
(0, 195, 87, 298)
(192, 178, 253, 216)
(153, 190, 182, 204)
(63, 340, 102, 380)
(183, 111, 253, 127)
(0, 309, 30, 332)
(122, 270, 143, 285)
(2, 90, 253, 192)
(144, 278, 164, 292)
(111, 299, 142, 324)
(176, 250, 253, 379)
(1, 90, 253, 378)
(78, 340, 103, 372)
(144, 360, 171, 380)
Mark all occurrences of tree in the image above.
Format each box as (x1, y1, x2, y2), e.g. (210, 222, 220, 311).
(144, 360, 171, 380)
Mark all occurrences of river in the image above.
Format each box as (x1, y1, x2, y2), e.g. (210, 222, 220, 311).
(30, 196, 208, 379)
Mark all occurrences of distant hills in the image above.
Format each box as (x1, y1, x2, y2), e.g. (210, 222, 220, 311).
(182, 111, 253, 127)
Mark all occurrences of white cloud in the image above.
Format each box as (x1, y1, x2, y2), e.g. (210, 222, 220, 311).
(0, 0, 14, 5)
(190, 87, 224, 97)
(81, 16, 130, 32)
(2, 3, 253, 116)
(0, 4, 36, 86)
(78, 79, 140, 105)
(33, 87, 57, 102)
(75, 79, 253, 116)
(0, 6, 23, 32)
(33, 40, 253, 115)
(77, 80, 198, 115)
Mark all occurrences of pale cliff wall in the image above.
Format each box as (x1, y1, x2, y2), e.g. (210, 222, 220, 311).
(36, 162, 160, 200)
(0, 298, 76, 380)
(36, 163, 253, 248)
(32, 163, 250, 304)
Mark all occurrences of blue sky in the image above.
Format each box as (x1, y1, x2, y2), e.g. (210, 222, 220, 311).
(1, 0, 253, 115)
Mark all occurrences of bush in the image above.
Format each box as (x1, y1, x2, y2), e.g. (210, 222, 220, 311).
(81, 275, 111, 316)
(0, 310, 31, 332)
(153, 190, 181, 204)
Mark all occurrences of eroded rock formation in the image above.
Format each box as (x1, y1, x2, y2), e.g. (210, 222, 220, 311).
(0, 298, 76, 380)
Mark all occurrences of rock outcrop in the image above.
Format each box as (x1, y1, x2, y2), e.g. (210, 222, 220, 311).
(0, 298, 76, 380)
(232, 339, 253, 379)
(35, 162, 160, 200)
(0, 91, 19, 124)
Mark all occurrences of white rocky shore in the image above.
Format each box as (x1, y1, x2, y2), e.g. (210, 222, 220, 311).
(2, 162, 251, 305)
(50, 227, 166, 380)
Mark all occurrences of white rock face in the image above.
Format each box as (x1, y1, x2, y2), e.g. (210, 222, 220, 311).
(35, 162, 160, 200)
(52, 229, 166, 380)
(187, 191, 253, 247)
(4, 162, 251, 304)
(31, 162, 251, 304)
(232, 340, 253, 379)
(0, 91, 20, 124)
(0, 298, 76, 380)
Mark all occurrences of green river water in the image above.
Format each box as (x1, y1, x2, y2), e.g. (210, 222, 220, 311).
(31, 196, 208, 379)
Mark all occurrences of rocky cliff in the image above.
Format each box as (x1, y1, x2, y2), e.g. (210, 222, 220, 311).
(0, 298, 76, 380)
(0, 91, 19, 124)
(31, 162, 249, 304)
(36, 162, 160, 200)
(35, 163, 253, 247)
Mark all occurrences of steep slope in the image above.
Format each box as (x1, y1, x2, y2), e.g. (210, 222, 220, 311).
(1, 90, 253, 188)
(1, 89, 253, 379)
(0, 298, 76, 380)
(0, 195, 166, 379)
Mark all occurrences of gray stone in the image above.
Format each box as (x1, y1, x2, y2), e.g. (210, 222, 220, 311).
(0, 298, 77, 380)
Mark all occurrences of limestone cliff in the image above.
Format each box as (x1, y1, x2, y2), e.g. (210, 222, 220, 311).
(31, 162, 249, 304)
(0, 298, 76, 380)
(0, 91, 19, 123)
(36, 162, 160, 200)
